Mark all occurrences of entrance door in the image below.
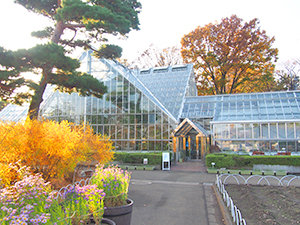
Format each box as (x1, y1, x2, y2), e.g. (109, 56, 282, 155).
(190, 136, 198, 159)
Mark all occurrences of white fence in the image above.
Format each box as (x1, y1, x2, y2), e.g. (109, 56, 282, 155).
(215, 174, 300, 225)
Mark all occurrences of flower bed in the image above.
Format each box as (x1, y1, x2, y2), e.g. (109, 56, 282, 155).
(0, 165, 106, 224)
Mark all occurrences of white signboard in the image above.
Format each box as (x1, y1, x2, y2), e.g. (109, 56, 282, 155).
(162, 152, 170, 171)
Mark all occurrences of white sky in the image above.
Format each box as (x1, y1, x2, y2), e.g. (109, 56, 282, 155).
(0, 0, 299, 66)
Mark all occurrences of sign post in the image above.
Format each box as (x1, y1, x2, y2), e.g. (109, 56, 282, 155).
(162, 152, 170, 171)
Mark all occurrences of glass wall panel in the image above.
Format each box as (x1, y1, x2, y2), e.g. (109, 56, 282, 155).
(142, 140, 148, 151)
(271, 141, 279, 151)
(104, 125, 109, 135)
(245, 124, 252, 139)
(111, 125, 116, 139)
(136, 125, 141, 139)
(129, 125, 135, 139)
(237, 124, 244, 139)
(163, 141, 169, 151)
(296, 123, 300, 138)
(253, 124, 260, 139)
(222, 124, 229, 139)
(149, 125, 155, 139)
(149, 141, 155, 151)
(278, 123, 286, 138)
(270, 123, 277, 138)
(262, 124, 268, 139)
(245, 141, 253, 152)
(279, 141, 287, 151)
(287, 141, 295, 152)
(135, 141, 141, 151)
(261, 140, 269, 151)
(287, 123, 295, 138)
(214, 124, 222, 139)
(156, 125, 162, 139)
(222, 141, 230, 151)
(230, 124, 236, 139)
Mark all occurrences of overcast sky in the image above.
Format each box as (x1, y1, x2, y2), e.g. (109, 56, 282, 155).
(0, 0, 299, 66)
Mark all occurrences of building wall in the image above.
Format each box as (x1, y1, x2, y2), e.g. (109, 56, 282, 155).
(213, 121, 300, 153)
(40, 60, 177, 151)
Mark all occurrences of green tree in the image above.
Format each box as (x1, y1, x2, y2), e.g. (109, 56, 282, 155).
(181, 15, 278, 95)
(1, 0, 141, 119)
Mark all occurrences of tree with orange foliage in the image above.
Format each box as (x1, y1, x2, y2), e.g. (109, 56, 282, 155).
(181, 15, 279, 95)
(0, 119, 114, 184)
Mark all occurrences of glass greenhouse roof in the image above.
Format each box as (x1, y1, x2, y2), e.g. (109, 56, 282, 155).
(135, 64, 197, 121)
(78, 52, 181, 122)
(182, 91, 300, 123)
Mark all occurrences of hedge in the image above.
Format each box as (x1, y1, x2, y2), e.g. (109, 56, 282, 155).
(205, 153, 300, 169)
(113, 152, 170, 165)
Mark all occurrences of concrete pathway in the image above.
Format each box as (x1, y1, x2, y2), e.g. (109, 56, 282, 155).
(128, 161, 229, 225)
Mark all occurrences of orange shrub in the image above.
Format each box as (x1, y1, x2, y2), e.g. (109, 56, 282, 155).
(0, 119, 114, 184)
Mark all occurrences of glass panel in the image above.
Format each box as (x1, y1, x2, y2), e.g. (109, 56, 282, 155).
(245, 141, 253, 152)
(142, 140, 148, 151)
(214, 124, 222, 139)
(230, 124, 236, 139)
(123, 125, 129, 139)
(156, 125, 161, 139)
(149, 125, 155, 139)
(222, 124, 229, 139)
(143, 114, 148, 124)
(135, 141, 141, 151)
(130, 125, 135, 139)
(270, 123, 277, 139)
(253, 124, 260, 139)
(116, 125, 122, 139)
(287, 123, 295, 138)
(279, 141, 287, 151)
(237, 124, 244, 139)
(163, 141, 169, 151)
(287, 141, 295, 152)
(245, 124, 252, 139)
(296, 123, 300, 138)
(261, 124, 268, 139)
(149, 141, 155, 151)
(136, 115, 141, 124)
(271, 141, 279, 151)
(104, 125, 109, 136)
(221, 141, 230, 151)
(136, 125, 141, 139)
(110, 125, 116, 139)
(261, 141, 269, 151)
(278, 123, 286, 138)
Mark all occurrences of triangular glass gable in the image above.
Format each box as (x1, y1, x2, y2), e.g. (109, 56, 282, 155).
(135, 64, 197, 121)
(39, 52, 177, 151)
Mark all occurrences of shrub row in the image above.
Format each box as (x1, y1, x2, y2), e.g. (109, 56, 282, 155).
(114, 152, 170, 165)
(205, 153, 300, 169)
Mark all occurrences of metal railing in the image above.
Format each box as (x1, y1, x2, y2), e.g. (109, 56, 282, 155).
(215, 174, 300, 225)
(216, 175, 247, 225)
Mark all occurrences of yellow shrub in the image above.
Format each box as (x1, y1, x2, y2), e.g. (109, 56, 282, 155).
(0, 119, 114, 185)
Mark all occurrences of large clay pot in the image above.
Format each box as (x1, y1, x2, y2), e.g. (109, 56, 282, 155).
(103, 199, 134, 225)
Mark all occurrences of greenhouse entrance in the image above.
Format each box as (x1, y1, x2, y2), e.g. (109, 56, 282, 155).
(173, 118, 210, 162)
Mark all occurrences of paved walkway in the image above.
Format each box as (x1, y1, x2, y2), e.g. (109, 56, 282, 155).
(128, 161, 231, 225)
(170, 160, 208, 172)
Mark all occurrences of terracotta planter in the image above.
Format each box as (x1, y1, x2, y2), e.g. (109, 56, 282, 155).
(103, 199, 134, 225)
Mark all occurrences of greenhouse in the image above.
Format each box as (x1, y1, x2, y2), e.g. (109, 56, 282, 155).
(1, 50, 300, 160)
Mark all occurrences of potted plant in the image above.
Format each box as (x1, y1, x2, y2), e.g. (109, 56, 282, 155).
(90, 164, 133, 225)
(0, 163, 115, 225)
